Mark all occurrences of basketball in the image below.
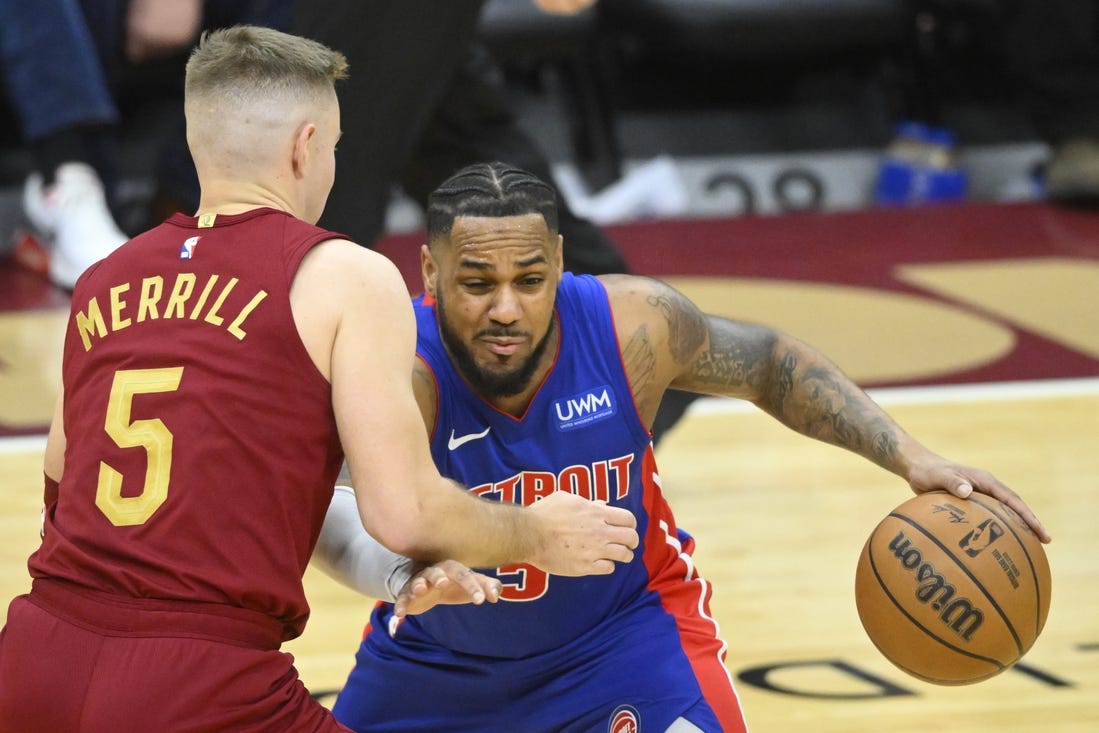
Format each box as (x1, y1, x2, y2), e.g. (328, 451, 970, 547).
(854, 490, 1051, 685)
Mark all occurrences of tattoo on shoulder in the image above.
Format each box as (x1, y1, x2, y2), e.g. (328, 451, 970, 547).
(645, 286, 706, 365)
(621, 324, 657, 415)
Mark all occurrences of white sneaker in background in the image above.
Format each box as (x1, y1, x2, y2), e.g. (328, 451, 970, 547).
(555, 155, 691, 226)
(22, 161, 129, 290)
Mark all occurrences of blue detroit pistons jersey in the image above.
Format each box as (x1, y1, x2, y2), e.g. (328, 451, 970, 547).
(406, 272, 692, 656)
(336, 273, 747, 732)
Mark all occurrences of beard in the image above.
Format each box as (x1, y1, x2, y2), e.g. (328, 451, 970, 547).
(436, 294, 556, 399)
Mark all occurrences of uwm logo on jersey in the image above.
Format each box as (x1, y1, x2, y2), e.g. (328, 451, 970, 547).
(552, 384, 616, 431)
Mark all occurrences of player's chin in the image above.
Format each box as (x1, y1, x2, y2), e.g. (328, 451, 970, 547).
(477, 361, 521, 384)
(480, 350, 525, 370)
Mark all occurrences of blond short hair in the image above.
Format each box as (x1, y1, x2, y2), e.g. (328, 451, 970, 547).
(185, 25, 348, 110)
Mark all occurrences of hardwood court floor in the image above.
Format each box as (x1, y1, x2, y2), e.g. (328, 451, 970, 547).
(653, 383, 1099, 732)
(1, 200, 1097, 730)
(1, 385, 1095, 731)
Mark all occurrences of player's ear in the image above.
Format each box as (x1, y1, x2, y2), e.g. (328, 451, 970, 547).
(291, 122, 316, 179)
(420, 243, 437, 296)
(555, 234, 564, 276)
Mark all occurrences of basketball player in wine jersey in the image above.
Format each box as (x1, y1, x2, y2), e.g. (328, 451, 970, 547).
(0, 31, 637, 733)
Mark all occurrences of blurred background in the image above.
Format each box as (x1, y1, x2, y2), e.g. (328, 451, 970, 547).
(2, 0, 1092, 255)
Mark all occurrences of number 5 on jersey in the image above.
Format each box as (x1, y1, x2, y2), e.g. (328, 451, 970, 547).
(96, 367, 184, 526)
(497, 563, 549, 601)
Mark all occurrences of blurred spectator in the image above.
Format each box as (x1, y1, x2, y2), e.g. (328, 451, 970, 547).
(1006, 0, 1099, 205)
(291, 0, 630, 276)
(0, 0, 128, 290)
(0, 0, 293, 290)
(899, 0, 1099, 205)
(292, 0, 699, 442)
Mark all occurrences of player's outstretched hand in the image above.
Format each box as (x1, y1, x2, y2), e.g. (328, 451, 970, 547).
(393, 560, 503, 618)
(907, 455, 1051, 544)
(526, 492, 638, 577)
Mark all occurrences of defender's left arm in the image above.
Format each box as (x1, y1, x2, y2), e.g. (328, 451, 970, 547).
(312, 485, 503, 615)
(604, 275, 1050, 542)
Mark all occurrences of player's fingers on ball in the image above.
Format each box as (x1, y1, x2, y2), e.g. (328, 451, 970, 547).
(1025, 514, 1051, 543)
(950, 481, 973, 498)
(1008, 496, 1051, 542)
(981, 482, 1050, 543)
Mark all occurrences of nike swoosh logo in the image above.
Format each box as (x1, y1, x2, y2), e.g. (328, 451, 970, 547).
(448, 426, 491, 451)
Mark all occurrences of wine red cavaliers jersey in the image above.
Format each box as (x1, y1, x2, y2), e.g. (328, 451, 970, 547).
(29, 208, 345, 642)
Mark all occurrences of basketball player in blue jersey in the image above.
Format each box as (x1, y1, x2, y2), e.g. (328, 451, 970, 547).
(313, 162, 1051, 733)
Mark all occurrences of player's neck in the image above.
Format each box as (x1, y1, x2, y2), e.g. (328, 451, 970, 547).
(195, 179, 299, 220)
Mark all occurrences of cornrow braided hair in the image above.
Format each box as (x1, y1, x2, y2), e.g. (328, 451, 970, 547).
(427, 162, 559, 244)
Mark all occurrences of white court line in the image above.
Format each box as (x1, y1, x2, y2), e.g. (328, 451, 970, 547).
(0, 435, 47, 455)
(2, 377, 1097, 454)
(686, 376, 1099, 416)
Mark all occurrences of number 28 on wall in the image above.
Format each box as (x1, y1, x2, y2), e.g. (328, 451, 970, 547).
(96, 367, 183, 526)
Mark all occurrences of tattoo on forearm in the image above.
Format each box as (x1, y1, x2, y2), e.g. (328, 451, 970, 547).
(778, 362, 900, 466)
(769, 353, 796, 414)
(872, 430, 900, 463)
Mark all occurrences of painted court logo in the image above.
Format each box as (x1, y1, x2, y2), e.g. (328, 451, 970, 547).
(553, 385, 616, 432)
(608, 705, 640, 733)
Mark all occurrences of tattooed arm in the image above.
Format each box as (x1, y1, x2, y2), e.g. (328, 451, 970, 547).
(603, 274, 1050, 542)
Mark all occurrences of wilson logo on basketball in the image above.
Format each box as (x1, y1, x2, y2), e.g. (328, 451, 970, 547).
(888, 531, 985, 641)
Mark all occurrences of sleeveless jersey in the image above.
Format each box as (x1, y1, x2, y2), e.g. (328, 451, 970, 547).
(29, 208, 345, 642)
(336, 273, 747, 732)
(402, 272, 703, 657)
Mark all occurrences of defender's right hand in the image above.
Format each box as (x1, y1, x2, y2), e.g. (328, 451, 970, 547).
(526, 492, 638, 576)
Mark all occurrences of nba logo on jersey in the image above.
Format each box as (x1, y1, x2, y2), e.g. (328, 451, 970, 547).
(608, 705, 640, 733)
(180, 236, 200, 259)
